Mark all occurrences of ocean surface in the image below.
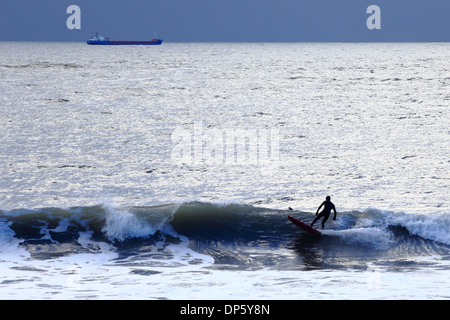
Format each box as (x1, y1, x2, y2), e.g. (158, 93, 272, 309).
(0, 42, 449, 300)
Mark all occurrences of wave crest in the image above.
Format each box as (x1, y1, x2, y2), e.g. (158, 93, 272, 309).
(0, 202, 448, 263)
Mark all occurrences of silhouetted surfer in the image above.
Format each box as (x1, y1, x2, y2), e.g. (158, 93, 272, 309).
(311, 196, 337, 229)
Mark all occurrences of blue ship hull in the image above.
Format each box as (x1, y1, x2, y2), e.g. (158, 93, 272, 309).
(87, 39, 162, 45)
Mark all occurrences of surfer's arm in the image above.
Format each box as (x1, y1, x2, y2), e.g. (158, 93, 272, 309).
(316, 203, 324, 215)
(332, 205, 337, 220)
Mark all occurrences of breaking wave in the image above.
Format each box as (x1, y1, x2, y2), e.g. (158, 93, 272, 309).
(0, 201, 448, 267)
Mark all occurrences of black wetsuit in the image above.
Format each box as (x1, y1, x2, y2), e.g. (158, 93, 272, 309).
(311, 200, 337, 229)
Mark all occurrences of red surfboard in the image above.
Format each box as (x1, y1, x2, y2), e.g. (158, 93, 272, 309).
(288, 216, 322, 236)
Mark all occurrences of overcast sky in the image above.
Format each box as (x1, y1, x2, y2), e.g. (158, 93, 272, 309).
(0, 0, 449, 42)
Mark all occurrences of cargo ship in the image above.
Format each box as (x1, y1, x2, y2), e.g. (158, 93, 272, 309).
(87, 33, 162, 45)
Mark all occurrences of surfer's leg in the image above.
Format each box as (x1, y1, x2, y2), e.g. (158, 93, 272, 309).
(311, 212, 323, 226)
(321, 213, 330, 229)
(311, 215, 319, 226)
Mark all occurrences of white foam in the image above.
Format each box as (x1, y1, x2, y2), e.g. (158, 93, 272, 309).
(50, 217, 72, 232)
(0, 222, 30, 260)
(362, 207, 450, 246)
(389, 211, 450, 246)
(323, 227, 394, 250)
(102, 204, 160, 241)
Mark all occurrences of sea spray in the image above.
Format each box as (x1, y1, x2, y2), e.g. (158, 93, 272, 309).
(388, 211, 450, 246)
(322, 227, 395, 250)
(102, 203, 160, 241)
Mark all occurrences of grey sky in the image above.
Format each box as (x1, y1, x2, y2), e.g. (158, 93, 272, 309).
(0, 0, 448, 42)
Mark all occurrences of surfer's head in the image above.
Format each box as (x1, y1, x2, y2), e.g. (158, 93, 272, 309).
(326, 196, 331, 201)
